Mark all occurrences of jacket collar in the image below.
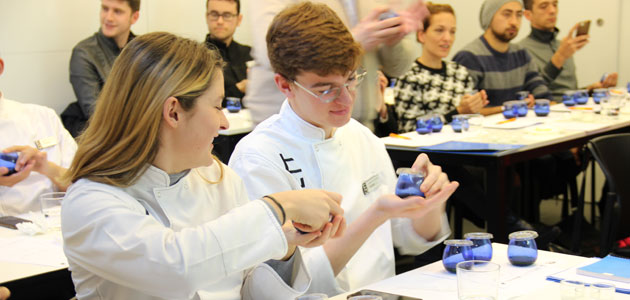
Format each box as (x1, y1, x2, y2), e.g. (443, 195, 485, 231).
(278, 100, 330, 141)
(133, 164, 190, 189)
(529, 26, 559, 43)
(97, 29, 136, 52)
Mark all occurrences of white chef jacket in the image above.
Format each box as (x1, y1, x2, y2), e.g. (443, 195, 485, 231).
(62, 163, 311, 300)
(243, 0, 420, 128)
(0, 92, 77, 215)
(229, 101, 450, 295)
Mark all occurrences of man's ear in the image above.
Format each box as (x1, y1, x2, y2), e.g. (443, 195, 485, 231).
(131, 10, 140, 25)
(0, 58, 4, 77)
(274, 73, 295, 99)
(162, 96, 182, 129)
(523, 9, 533, 22)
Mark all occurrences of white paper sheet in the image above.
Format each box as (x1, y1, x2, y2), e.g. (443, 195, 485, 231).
(0, 236, 68, 268)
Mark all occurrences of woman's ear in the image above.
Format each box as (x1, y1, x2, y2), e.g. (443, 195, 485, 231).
(274, 73, 295, 99)
(162, 96, 181, 129)
(417, 30, 426, 44)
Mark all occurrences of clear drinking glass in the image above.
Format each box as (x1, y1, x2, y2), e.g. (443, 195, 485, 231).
(560, 280, 585, 300)
(464, 232, 493, 261)
(40, 192, 65, 230)
(592, 88, 609, 104)
(457, 260, 500, 300)
(395, 168, 425, 198)
(508, 230, 538, 266)
(451, 115, 470, 132)
(443, 239, 474, 273)
(589, 282, 615, 300)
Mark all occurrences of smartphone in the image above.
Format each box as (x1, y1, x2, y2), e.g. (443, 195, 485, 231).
(347, 289, 422, 300)
(0, 216, 32, 230)
(576, 20, 591, 36)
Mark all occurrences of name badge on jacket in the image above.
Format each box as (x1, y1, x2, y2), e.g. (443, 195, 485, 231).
(362, 174, 381, 195)
(35, 136, 58, 150)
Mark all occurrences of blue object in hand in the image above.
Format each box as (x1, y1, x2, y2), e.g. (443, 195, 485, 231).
(442, 239, 474, 273)
(508, 230, 539, 266)
(0, 152, 19, 176)
(465, 232, 494, 261)
(395, 168, 424, 198)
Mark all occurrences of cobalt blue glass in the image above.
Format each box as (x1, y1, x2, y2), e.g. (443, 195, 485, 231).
(534, 99, 550, 116)
(592, 88, 609, 104)
(508, 230, 539, 266)
(395, 168, 424, 198)
(563, 91, 576, 106)
(451, 115, 469, 133)
(415, 117, 433, 135)
(516, 91, 529, 100)
(502, 101, 517, 119)
(430, 114, 443, 133)
(516, 100, 528, 117)
(464, 232, 493, 261)
(225, 97, 242, 113)
(0, 152, 19, 176)
(573, 89, 589, 105)
(442, 239, 474, 273)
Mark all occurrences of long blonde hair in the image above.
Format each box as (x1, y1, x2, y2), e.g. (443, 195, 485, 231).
(65, 32, 224, 187)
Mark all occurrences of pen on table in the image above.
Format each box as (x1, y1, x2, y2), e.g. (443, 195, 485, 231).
(389, 133, 411, 140)
(497, 118, 516, 125)
(569, 107, 593, 111)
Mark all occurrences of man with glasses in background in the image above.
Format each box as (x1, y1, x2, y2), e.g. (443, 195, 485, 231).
(205, 0, 252, 104)
(229, 2, 456, 295)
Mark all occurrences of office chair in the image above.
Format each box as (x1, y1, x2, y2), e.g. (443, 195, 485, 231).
(579, 133, 630, 256)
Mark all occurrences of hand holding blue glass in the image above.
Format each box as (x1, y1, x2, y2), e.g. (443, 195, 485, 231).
(395, 168, 425, 198)
(464, 232, 493, 261)
(508, 230, 538, 266)
(534, 99, 550, 116)
(0, 152, 19, 176)
(442, 239, 474, 273)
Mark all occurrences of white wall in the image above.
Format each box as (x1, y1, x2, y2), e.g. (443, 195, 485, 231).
(0, 0, 625, 115)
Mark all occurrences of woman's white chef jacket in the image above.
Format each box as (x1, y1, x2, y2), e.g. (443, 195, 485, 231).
(61, 162, 311, 300)
(229, 101, 451, 295)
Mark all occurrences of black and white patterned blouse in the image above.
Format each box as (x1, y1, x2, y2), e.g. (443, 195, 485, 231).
(393, 60, 474, 133)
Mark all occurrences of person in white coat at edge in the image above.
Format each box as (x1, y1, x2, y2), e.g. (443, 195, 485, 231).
(229, 2, 459, 296)
(60, 31, 346, 300)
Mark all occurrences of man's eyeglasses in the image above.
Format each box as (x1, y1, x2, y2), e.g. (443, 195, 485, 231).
(292, 70, 367, 104)
(207, 11, 237, 21)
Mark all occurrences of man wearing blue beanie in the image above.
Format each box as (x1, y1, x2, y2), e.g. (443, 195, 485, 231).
(453, 0, 551, 115)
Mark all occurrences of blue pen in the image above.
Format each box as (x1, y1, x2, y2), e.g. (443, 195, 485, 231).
(546, 276, 630, 294)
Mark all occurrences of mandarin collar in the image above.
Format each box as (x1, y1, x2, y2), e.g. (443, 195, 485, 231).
(530, 26, 559, 43)
(278, 100, 333, 142)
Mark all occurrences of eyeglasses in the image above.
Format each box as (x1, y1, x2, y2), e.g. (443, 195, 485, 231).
(207, 11, 237, 21)
(292, 70, 367, 103)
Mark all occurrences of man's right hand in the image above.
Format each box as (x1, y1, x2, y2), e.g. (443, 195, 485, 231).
(270, 189, 344, 231)
(551, 23, 589, 68)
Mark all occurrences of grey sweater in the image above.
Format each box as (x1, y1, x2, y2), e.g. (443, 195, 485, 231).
(518, 27, 578, 102)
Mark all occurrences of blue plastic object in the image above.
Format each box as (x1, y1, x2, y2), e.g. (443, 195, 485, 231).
(465, 232, 493, 261)
(0, 152, 19, 176)
(442, 239, 474, 273)
(395, 171, 425, 198)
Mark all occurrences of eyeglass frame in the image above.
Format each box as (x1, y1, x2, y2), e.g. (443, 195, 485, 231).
(291, 69, 367, 104)
(207, 11, 238, 21)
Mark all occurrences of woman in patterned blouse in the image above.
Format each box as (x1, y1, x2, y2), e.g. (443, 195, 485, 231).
(392, 2, 489, 133)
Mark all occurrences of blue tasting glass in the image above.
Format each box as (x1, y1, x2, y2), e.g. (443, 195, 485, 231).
(516, 100, 528, 117)
(451, 115, 469, 133)
(442, 239, 474, 273)
(225, 97, 242, 113)
(573, 89, 589, 105)
(0, 152, 19, 176)
(415, 116, 433, 135)
(516, 91, 529, 100)
(464, 232, 493, 261)
(508, 230, 539, 266)
(563, 91, 576, 107)
(534, 99, 550, 116)
(395, 168, 424, 198)
(430, 114, 443, 133)
(592, 88, 609, 104)
(502, 101, 517, 119)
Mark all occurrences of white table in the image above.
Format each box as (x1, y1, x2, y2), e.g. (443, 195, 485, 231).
(331, 243, 630, 300)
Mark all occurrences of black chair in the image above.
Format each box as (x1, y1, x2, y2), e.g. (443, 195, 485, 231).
(577, 133, 630, 256)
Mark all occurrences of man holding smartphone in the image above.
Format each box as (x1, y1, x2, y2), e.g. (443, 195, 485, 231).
(519, 0, 617, 101)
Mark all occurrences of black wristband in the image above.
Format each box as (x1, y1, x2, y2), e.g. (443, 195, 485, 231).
(263, 195, 286, 225)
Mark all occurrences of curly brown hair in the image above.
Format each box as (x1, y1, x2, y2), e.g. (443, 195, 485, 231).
(266, 2, 363, 81)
